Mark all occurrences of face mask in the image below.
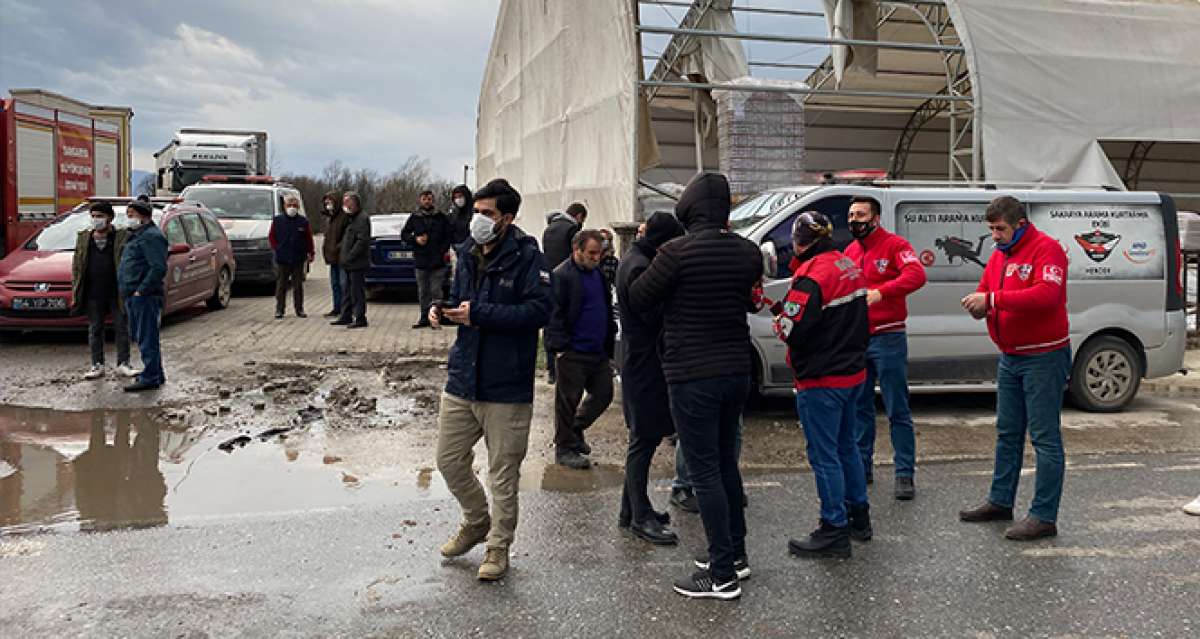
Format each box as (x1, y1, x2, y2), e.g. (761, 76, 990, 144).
(325, 203, 334, 212)
(453, 197, 466, 208)
(470, 213, 499, 245)
(849, 221, 875, 239)
(91, 217, 107, 231)
(127, 217, 144, 229)
(286, 207, 299, 217)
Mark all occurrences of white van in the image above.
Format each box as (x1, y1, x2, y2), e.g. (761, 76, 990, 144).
(734, 185, 1188, 412)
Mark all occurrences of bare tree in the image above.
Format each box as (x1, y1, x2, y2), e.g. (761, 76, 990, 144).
(280, 155, 456, 230)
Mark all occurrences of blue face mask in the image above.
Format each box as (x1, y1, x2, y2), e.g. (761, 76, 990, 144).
(995, 224, 1028, 253)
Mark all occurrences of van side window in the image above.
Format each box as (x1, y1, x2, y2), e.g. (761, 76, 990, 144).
(764, 195, 852, 278)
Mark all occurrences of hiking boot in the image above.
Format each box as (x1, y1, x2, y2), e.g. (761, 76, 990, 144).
(1004, 516, 1058, 541)
(672, 570, 741, 600)
(123, 380, 161, 393)
(895, 476, 915, 501)
(84, 364, 105, 380)
(669, 488, 699, 513)
(439, 519, 491, 557)
(556, 451, 591, 469)
(477, 546, 508, 581)
(693, 552, 752, 580)
(630, 517, 678, 546)
(959, 501, 1014, 523)
(788, 520, 852, 559)
(848, 502, 873, 542)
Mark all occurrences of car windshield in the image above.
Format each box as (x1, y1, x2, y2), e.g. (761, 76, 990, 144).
(24, 206, 164, 251)
(183, 187, 274, 220)
(371, 214, 410, 238)
(729, 189, 812, 234)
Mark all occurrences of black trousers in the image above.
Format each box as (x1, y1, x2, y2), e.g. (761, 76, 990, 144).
(86, 297, 130, 366)
(338, 269, 367, 324)
(553, 351, 613, 455)
(669, 374, 750, 583)
(274, 261, 305, 314)
(619, 431, 666, 525)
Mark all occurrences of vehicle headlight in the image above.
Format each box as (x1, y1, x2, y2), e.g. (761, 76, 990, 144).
(257, 238, 272, 250)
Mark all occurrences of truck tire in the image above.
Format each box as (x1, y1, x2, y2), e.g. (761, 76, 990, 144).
(206, 267, 233, 310)
(1068, 335, 1142, 412)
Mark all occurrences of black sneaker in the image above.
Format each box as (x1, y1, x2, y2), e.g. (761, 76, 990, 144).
(670, 488, 699, 513)
(788, 520, 852, 559)
(274, 312, 284, 320)
(848, 502, 873, 542)
(895, 476, 915, 501)
(296, 311, 307, 318)
(672, 570, 741, 600)
(693, 553, 751, 580)
(330, 318, 352, 326)
(574, 438, 592, 456)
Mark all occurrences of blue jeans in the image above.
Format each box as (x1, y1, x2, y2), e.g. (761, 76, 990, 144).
(796, 385, 869, 527)
(673, 415, 743, 492)
(668, 375, 750, 582)
(126, 294, 165, 386)
(329, 264, 344, 313)
(989, 346, 1070, 523)
(856, 331, 916, 477)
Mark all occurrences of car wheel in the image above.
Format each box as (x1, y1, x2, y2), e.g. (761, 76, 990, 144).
(1068, 335, 1142, 412)
(207, 267, 233, 310)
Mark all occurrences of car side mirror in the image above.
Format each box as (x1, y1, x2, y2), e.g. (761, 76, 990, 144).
(760, 240, 778, 279)
(169, 243, 190, 255)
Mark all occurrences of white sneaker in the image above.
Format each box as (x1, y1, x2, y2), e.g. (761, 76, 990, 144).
(117, 363, 141, 377)
(83, 364, 104, 380)
(1184, 495, 1200, 516)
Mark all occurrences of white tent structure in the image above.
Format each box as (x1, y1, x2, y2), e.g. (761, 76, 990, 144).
(476, 0, 1200, 237)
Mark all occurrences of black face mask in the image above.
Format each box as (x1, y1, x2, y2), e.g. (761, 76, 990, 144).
(849, 221, 875, 239)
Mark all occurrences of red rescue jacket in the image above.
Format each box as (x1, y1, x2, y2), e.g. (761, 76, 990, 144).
(975, 224, 1070, 355)
(844, 227, 926, 334)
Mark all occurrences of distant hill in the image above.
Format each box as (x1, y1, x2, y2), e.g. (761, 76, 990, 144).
(131, 170, 153, 195)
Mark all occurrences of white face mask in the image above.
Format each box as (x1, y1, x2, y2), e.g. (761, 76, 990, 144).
(325, 203, 334, 212)
(127, 217, 144, 229)
(453, 197, 466, 208)
(286, 207, 300, 217)
(91, 217, 108, 231)
(470, 213, 499, 245)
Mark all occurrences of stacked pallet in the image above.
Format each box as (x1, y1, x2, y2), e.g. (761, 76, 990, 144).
(714, 78, 807, 199)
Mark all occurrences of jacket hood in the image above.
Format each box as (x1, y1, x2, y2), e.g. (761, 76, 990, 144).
(451, 184, 473, 214)
(322, 190, 342, 214)
(643, 211, 685, 249)
(545, 210, 573, 226)
(675, 172, 731, 231)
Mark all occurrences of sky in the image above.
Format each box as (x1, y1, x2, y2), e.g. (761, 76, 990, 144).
(0, 0, 501, 183)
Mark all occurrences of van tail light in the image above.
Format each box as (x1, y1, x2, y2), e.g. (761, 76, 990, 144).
(1174, 236, 1185, 300)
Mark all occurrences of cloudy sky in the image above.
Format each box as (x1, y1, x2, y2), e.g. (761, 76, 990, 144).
(0, 0, 500, 182)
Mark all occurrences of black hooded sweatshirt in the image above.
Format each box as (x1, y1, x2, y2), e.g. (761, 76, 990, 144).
(447, 185, 473, 245)
(628, 172, 764, 384)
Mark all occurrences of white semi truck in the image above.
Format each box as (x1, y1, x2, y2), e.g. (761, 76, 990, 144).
(153, 129, 268, 196)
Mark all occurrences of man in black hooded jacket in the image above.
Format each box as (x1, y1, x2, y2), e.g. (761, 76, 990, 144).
(447, 184, 473, 246)
(617, 211, 685, 546)
(629, 172, 763, 601)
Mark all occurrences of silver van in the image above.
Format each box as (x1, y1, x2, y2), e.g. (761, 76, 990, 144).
(734, 185, 1188, 412)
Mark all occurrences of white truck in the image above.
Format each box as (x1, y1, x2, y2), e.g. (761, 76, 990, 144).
(153, 129, 268, 196)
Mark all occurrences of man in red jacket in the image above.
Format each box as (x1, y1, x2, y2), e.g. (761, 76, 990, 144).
(843, 196, 926, 500)
(959, 196, 1070, 541)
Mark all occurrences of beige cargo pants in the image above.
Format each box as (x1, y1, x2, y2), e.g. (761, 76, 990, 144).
(436, 392, 533, 550)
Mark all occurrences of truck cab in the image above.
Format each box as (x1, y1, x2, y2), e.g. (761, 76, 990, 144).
(153, 129, 267, 196)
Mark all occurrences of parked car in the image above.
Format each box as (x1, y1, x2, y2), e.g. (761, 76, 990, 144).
(364, 213, 454, 298)
(734, 184, 1187, 412)
(0, 197, 236, 331)
(180, 176, 304, 285)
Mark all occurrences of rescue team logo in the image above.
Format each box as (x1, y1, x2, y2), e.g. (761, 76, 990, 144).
(874, 258, 889, 274)
(1005, 263, 1033, 281)
(1122, 241, 1157, 264)
(783, 301, 801, 316)
(899, 250, 920, 265)
(1074, 229, 1120, 263)
(1043, 264, 1065, 285)
(919, 249, 936, 266)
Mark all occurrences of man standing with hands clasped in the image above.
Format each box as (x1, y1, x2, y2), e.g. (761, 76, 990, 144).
(843, 196, 926, 499)
(430, 178, 552, 582)
(403, 190, 451, 329)
(268, 194, 314, 319)
(959, 195, 1070, 541)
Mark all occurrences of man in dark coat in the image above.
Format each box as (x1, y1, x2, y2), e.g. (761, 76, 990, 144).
(540, 201, 587, 384)
(72, 201, 135, 380)
(320, 191, 348, 317)
(268, 193, 315, 319)
(402, 190, 452, 328)
(118, 199, 169, 392)
(617, 211, 685, 546)
(331, 191, 370, 328)
(447, 184, 473, 245)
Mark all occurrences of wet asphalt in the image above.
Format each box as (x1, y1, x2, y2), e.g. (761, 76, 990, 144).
(3, 451, 1198, 637)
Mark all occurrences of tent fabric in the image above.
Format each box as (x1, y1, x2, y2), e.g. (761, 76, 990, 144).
(948, 0, 1200, 188)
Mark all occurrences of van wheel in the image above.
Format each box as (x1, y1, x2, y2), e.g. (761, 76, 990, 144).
(207, 268, 232, 310)
(1068, 336, 1142, 412)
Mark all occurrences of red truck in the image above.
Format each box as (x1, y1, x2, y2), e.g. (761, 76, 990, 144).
(1, 89, 133, 258)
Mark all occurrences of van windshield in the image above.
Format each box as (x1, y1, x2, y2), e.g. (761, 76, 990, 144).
(184, 188, 274, 220)
(729, 189, 811, 234)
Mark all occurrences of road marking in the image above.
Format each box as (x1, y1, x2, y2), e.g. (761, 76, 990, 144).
(1022, 538, 1200, 559)
(956, 462, 1143, 477)
(1152, 464, 1200, 472)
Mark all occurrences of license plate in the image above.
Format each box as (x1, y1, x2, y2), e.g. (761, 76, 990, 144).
(13, 297, 67, 310)
(387, 251, 413, 260)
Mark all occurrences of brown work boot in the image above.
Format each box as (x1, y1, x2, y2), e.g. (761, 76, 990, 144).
(439, 519, 491, 557)
(1004, 516, 1057, 541)
(958, 501, 1014, 522)
(477, 546, 509, 581)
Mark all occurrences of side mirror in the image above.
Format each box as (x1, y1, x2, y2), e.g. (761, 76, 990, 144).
(169, 243, 190, 255)
(760, 240, 778, 279)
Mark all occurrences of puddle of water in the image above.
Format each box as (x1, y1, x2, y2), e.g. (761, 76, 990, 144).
(0, 405, 449, 535)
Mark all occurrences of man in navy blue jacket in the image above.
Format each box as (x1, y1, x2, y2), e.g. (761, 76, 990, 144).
(117, 199, 168, 392)
(428, 178, 552, 582)
(268, 194, 315, 319)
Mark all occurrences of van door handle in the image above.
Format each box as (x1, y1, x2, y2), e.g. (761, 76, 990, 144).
(188, 256, 197, 262)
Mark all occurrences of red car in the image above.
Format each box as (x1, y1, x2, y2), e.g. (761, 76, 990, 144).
(0, 197, 236, 330)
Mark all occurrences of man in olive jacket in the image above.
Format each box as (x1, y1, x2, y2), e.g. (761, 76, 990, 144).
(71, 201, 136, 380)
(332, 191, 371, 328)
